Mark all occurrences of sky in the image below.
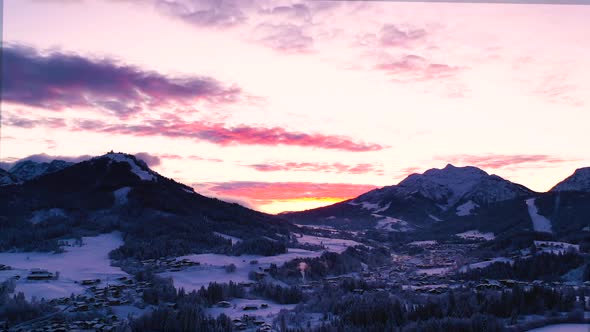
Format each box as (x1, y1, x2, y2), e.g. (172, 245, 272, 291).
(1, 0, 589, 214)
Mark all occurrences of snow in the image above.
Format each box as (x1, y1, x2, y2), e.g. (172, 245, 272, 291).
(213, 232, 242, 245)
(408, 241, 437, 247)
(428, 214, 442, 222)
(30, 208, 66, 224)
(348, 200, 380, 211)
(397, 165, 488, 208)
(373, 202, 391, 213)
(0, 232, 128, 300)
(159, 248, 321, 292)
(416, 267, 451, 275)
(460, 257, 513, 272)
(373, 215, 412, 232)
(113, 187, 131, 206)
(102, 153, 155, 181)
(528, 324, 590, 332)
(455, 200, 478, 216)
(296, 234, 362, 253)
(526, 198, 553, 233)
(456, 230, 495, 241)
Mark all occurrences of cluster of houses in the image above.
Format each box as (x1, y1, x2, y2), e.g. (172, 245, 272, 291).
(232, 315, 273, 331)
(9, 316, 120, 332)
(140, 257, 200, 272)
(0, 264, 11, 271)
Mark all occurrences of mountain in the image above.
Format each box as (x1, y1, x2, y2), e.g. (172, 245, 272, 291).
(0, 168, 18, 185)
(284, 164, 535, 236)
(551, 167, 590, 192)
(8, 159, 74, 182)
(0, 152, 292, 258)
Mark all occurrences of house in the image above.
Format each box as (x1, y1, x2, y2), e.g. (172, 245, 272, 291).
(81, 279, 100, 286)
(27, 269, 54, 280)
(217, 301, 232, 308)
(243, 305, 258, 311)
(0, 264, 11, 271)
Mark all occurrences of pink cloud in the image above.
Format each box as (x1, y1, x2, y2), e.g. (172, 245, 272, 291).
(437, 154, 577, 170)
(376, 54, 462, 82)
(202, 181, 378, 201)
(379, 24, 428, 47)
(246, 161, 383, 174)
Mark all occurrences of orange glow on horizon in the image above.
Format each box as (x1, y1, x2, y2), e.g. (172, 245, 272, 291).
(258, 197, 351, 215)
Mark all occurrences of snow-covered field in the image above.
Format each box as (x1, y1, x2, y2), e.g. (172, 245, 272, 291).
(159, 248, 321, 292)
(0, 232, 128, 300)
(296, 234, 362, 253)
(460, 257, 513, 272)
(528, 324, 590, 332)
(526, 198, 553, 233)
(408, 240, 437, 247)
(456, 230, 495, 241)
(374, 215, 412, 232)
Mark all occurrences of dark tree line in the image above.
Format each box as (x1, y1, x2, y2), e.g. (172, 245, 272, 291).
(252, 281, 304, 304)
(459, 252, 583, 281)
(288, 283, 580, 331)
(270, 246, 389, 282)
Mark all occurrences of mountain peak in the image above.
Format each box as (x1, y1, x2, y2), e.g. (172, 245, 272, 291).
(551, 167, 590, 192)
(93, 151, 156, 181)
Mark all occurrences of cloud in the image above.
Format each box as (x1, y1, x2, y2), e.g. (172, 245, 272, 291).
(4, 112, 384, 152)
(2, 45, 240, 118)
(2, 152, 163, 169)
(2, 153, 93, 170)
(154, 0, 250, 28)
(437, 154, 577, 170)
(379, 24, 428, 47)
(134, 152, 161, 167)
(158, 153, 223, 163)
(252, 23, 313, 53)
(3, 115, 66, 129)
(201, 181, 378, 201)
(532, 73, 585, 107)
(60, 117, 384, 152)
(246, 161, 383, 174)
(376, 54, 462, 82)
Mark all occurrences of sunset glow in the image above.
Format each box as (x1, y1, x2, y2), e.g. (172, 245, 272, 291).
(2, 0, 590, 213)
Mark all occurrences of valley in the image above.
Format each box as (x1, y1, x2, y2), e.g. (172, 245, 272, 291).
(1, 154, 590, 331)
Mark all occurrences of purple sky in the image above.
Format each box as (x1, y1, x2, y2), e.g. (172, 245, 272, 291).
(2, 0, 589, 213)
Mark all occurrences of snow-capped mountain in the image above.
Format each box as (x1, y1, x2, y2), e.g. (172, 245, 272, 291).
(9, 159, 73, 182)
(550, 167, 590, 192)
(0, 151, 291, 241)
(351, 164, 532, 215)
(284, 164, 535, 234)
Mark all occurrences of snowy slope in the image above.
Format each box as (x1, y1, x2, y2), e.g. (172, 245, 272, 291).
(551, 167, 590, 192)
(9, 160, 73, 181)
(99, 152, 156, 181)
(526, 198, 553, 233)
(0, 232, 128, 300)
